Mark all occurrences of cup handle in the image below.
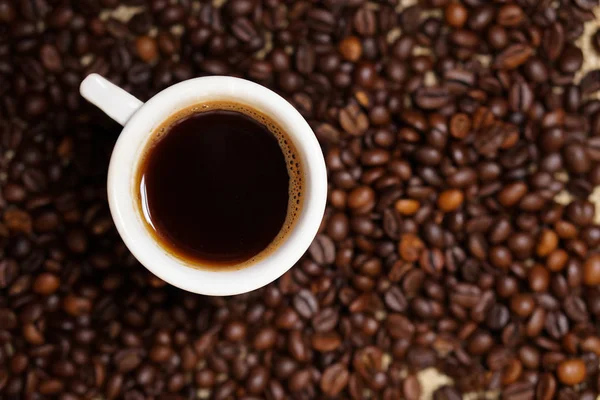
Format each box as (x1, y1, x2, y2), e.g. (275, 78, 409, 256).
(80, 74, 144, 126)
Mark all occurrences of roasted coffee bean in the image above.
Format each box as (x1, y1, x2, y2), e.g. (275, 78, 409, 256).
(320, 363, 349, 397)
(557, 359, 586, 385)
(543, 23, 565, 61)
(339, 36, 362, 62)
(494, 44, 533, 69)
(414, 87, 451, 110)
(308, 234, 335, 265)
(545, 311, 569, 339)
(497, 4, 524, 27)
(293, 289, 319, 319)
(445, 3, 468, 29)
(584, 255, 600, 285)
(503, 381, 534, 399)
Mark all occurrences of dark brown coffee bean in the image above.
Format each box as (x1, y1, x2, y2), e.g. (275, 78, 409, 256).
(384, 286, 407, 312)
(449, 113, 471, 139)
(559, 45, 583, 74)
(311, 331, 341, 352)
(564, 143, 591, 174)
(583, 255, 600, 285)
(563, 295, 588, 323)
(353, 7, 376, 36)
(293, 289, 319, 319)
(486, 303, 509, 330)
(524, 58, 549, 83)
(497, 4, 524, 27)
(510, 294, 535, 317)
(545, 311, 568, 339)
(312, 308, 338, 332)
(503, 381, 534, 400)
(386, 313, 415, 339)
(39, 44, 62, 72)
(536, 373, 557, 400)
(402, 374, 421, 400)
(509, 80, 533, 113)
(308, 234, 335, 265)
(543, 23, 565, 61)
(320, 363, 349, 397)
(339, 104, 369, 136)
(494, 44, 532, 69)
(414, 87, 451, 110)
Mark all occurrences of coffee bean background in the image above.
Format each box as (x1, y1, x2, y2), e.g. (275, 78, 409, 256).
(1, 0, 600, 399)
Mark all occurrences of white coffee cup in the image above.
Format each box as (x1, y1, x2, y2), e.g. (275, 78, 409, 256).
(79, 74, 327, 296)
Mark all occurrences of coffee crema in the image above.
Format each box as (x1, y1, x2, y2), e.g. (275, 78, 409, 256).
(135, 101, 304, 270)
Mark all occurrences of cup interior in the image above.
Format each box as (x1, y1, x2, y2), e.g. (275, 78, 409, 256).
(107, 76, 327, 295)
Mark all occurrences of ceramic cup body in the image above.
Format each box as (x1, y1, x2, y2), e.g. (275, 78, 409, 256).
(80, 74, 327, 296)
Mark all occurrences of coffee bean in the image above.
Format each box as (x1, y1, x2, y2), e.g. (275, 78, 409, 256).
(39, 44, 62, 73)
(311, 331, 341, 352)
(524, 57, 549, 83)
(510, 294, 535, 317)
(320, 363, 349, 397)
(394, 199, 420, 215)
(353, 7, 376, 36)
(449, 113, 471, 139)
(386, 313, 415, 339)
(339, 104, 369, 136)
(545, 311, 569, 339)
(467, 5, 494, 31)
(312, 308, 338, 332)
(543, 23, 565, 61)
(498, 182, 527, 207)
(414, 86, 451, 110)
(135, 36, 158, 63)
(564, 143, 591, 174)
(32, 273, 59, 295)
(402, 374, 421, 400)
(557, 359, 586, 385)
(503, 381, 534, 400)
(497, 4, 524, 27)
(583, 255, 600, 285)
(536, 373, 557, 400)
(339, 36, 362, 62)
(384, 286, 407, 312)
(487, 303, 509, 330)
(563, 295, 588, 323)
(445, 3, 468, 28)
(398, 233, 425, 262)
(308, 234, 335, 265)
(437, 189, 464, 212)
(293, 289, 319, 319)
(494, 44, 533, 69)
(509, 80, 533, 113)
(559, 45, 583, 74)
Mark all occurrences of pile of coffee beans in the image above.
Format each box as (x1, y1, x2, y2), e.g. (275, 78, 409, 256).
(1, 0, 600, 398)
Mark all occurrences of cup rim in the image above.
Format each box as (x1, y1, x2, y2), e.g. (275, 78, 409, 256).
(107, 76, 327, 295)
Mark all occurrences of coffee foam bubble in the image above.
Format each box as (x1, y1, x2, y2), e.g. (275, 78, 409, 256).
(140, 101, 304, 270)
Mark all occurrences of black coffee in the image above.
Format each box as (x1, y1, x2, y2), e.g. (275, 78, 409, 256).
(136, 102, 303, 269)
